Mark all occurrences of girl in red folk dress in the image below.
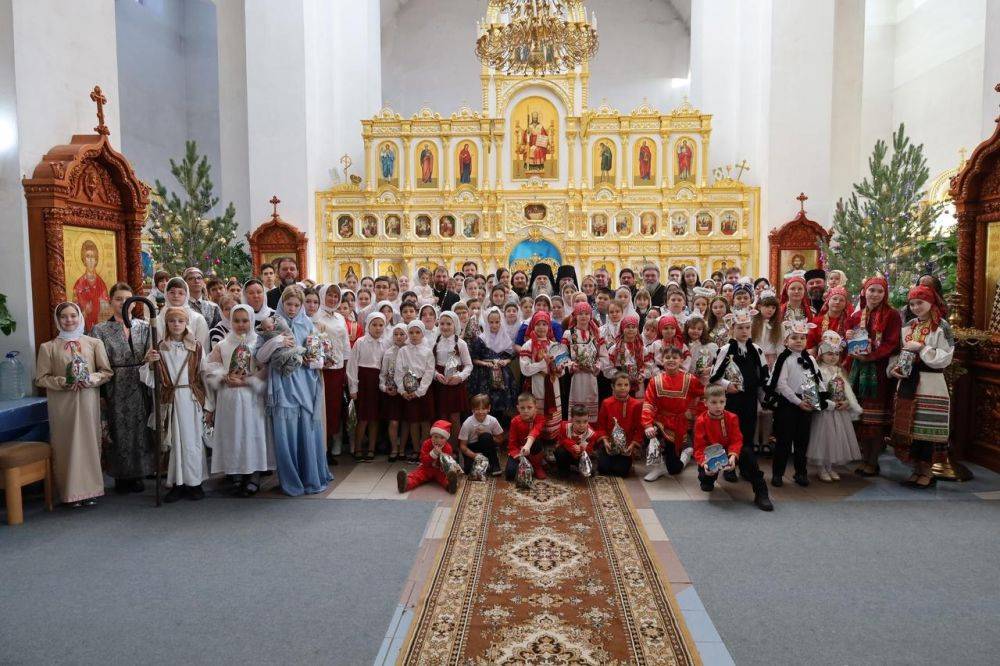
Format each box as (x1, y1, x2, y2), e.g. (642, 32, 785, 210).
(518, 311, 568, 446)
(808, 285, 850, 353)
(890, 285, 954, 489)
(845, 276, 902, 477)
(562, 302, 608, 423)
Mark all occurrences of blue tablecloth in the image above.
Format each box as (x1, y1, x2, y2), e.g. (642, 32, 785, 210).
(0, 397, 49, 442)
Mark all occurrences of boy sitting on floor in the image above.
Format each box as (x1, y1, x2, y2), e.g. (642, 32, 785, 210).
(458, 393, 504, 476)
(595, 372, 644, 477)
(694, 385, 773, 511)
(554, 405, 603, 476)
(504, 393, 547, 481)
(397, 420, 461, 494)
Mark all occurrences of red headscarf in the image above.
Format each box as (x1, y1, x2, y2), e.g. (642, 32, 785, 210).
(657, 315, 686, 349)
(524, 310, 553, 361)
(612, 314, 644, 367)
(858, 275, 891, 334)
(780, 275, 814, 318)
(568, 301, 602, 342)
(818, 286, 848, 315)
(906, 285, 945, 330)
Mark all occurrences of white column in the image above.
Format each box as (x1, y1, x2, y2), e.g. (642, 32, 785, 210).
(983, 0, 1000, 137)
(216, 0, 252, 236)
(1, 0, 120, 369)
(240, 0, 381, 275)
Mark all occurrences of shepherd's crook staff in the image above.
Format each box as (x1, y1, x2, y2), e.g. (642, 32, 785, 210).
(122, 296, 163, 507)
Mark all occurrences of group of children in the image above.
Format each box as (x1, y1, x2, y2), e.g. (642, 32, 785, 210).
(34, 258, 954, 513)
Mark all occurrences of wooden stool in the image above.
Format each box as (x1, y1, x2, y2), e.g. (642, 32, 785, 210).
(0, 441, 54, 525)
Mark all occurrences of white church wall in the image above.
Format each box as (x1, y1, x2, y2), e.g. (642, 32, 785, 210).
(381, 0, 690, 117)
(4, 0, 120, 367)
(115, 0, 221, 206)
(984, 0, 1000, 138)
(216, 0, 252, 233)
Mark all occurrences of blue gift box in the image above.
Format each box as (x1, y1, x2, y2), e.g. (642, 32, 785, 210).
(704, 444, 729, 473)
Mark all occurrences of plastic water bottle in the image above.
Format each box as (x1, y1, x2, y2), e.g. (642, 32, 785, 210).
(0, 351, 27, 401)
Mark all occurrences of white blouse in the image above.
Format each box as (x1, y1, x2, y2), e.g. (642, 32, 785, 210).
(347, 335, 386, 394)
(394, 343, 435, 397)
(432, 335, 473, 381)
(775, 351, 820, 407)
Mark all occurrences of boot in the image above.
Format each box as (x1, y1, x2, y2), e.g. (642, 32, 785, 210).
(397, 470, 408, 494)
(752, 480, 773, 511)
(529, 453, 547, 480)
(643, 461, 667, 482)
(679, 447, 693, 468)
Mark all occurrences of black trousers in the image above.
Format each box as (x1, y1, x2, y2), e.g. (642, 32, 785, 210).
(504, 439, 544, 481)
(597, 449, 632, 477)
(554, 447, 579, 475)
(773, 401, 812, 477)
(725, 391, 759, 451)
(651, 428, 684, 475)
(698, 452, 766, 493)
(462, 438, 500, 474)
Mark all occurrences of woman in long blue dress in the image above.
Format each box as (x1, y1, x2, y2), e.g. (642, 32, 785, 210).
(256, 285, 330, 496)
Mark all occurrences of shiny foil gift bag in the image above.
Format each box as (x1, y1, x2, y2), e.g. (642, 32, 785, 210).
(439, 452, 463, 476)
(646, 437, 662, 468)
(608, 418, 628, 456)
(723, 359, 744, 392)
(402, 369, 420, 394)
(578, 450, 593, 478)
(469, 453, 489, 481)
(515, 455, 534, 489)
(800, 374, 820, 410)
(894, 350, 916, 378)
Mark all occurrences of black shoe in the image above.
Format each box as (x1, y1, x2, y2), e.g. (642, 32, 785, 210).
(188, 485, 205, 501)
(771, 475, 783, 488)
(164, 486, 185, 503)
(327, 451, 339, 466)
(82, 498, 98, 506)
(699, 480, 714, 492)
(793, 473, 810, 487)
(754, 493, 774, 511)
(114, 479, 131, 495)
(388, 455, 397, 463)
(723, 469, 739, 483)
(365, 452, 375, 461)
(397, 470, 408, 494)
(129, 479, 145, 493)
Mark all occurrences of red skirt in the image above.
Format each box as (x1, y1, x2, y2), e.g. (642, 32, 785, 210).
(356, 366, 382, 422)
(434, 365, 469, 414)
(382, 390, 404, 421)
(322, 367, 346, 432)
(403, 391, 435, 423)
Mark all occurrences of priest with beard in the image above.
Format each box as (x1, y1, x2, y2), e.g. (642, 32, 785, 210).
(528, 263, 556, 298)
(431, 266, 460, 312)
(556, 265, 579, 292)
(804, 268, 827, 314)
(511, 270, 530, 300)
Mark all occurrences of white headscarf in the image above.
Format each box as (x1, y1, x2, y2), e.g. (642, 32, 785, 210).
(243, 279, 274, 323)
(436, 311, 461, 353)
(55, 302, 85, 342)
(317, 284, 342, 320)
(479, 306, 513, 355)
(375, 299, 398, 325)
(363, 311, 386, 342)
(340, 289, 358, 322)
(615, 287, 638, 319)
(217, 304, 259, 372)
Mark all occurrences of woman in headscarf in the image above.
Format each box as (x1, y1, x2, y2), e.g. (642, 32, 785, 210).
(243, 278, 280, 333)
(519, 310, 568, 452)
(204, 303, 273, 496)
(562, 302, 608, 423)
(313, 284, 351, 463)
(35, 301, 113, 506)
(891, 284, 953, 489)
(338, 289, 363, 345)
(779, 275, 814, 322)
(255, 285, 330, 495)
(469, 306, 516, 427)
(92, 282, 154, 494)
(845, 275, 902, 477)
(808, 286, 850, 352)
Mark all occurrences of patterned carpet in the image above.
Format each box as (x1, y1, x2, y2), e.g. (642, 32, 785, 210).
(399, 476, 700, 665)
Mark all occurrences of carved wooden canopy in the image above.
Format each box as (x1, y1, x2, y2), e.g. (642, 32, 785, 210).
(950, 83, 1000, 330)
(767, 192, 831, 287)
(22, 87, 149, 343)
(247, 195, 308, 275)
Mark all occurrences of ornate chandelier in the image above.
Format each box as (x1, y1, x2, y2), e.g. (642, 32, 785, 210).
(475, 0, 598, 77)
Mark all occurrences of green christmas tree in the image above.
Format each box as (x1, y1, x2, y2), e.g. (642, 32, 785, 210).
(821, 124, 944, 305)
(147, 141, 251, 280)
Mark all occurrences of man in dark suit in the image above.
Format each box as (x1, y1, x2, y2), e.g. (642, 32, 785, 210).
(431, 266, 459, 312)
(641, 265, 666, 307)
(266, 256, 299, 309)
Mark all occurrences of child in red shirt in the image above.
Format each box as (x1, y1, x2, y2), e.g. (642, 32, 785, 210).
(554, 405, 603, 476)
(595, 372, 644, 477)
(505, 393, 547, 481)
(641, 345, 703, 481)
(397, 420, 461, 494)
(694, 385, 772, 511)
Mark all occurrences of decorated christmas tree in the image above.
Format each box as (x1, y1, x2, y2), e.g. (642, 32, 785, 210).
(147, 141, 251, 280)
(821, 124, 945, 305)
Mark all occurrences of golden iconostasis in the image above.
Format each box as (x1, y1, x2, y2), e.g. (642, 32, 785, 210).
(315, 62, 759, 282)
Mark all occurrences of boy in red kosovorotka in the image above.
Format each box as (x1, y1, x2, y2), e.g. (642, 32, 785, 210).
(694, 385, 773, 511)
(595, 372, 644, 477)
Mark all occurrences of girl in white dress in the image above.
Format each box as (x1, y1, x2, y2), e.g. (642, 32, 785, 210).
(204, 304, 273, 495)
(155, 277, 209, 350)
(807, 331, 862, 481)
(142, 306, 210, 502)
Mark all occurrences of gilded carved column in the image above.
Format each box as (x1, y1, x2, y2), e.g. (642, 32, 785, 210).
(955, 210, 975, 327)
